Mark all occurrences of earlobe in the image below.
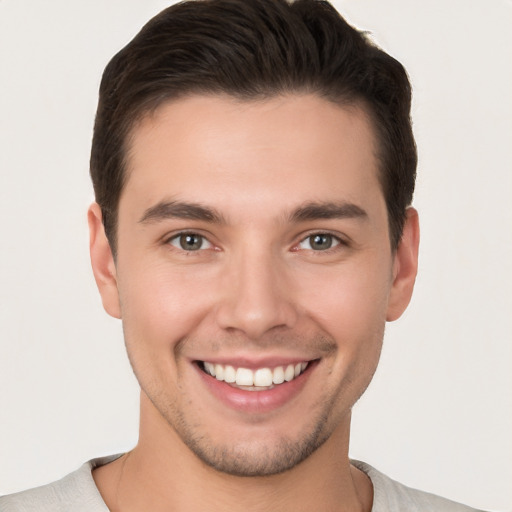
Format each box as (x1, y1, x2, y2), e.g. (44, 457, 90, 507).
(386, 207, 420, 322)
(88, 202, 122, 319)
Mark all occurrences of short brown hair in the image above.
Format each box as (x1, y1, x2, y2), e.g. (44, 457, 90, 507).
(90, 0, 417, 254)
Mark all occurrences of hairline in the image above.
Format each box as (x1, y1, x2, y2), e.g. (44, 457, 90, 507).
(107, 90, 392, 256)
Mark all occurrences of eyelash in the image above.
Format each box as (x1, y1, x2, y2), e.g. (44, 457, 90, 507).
(164, 230, 348, 254)
(165, 231, 214, 253)
(295, 232, 346, 252)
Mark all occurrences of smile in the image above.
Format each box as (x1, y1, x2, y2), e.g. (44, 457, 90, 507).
(196, 359, 317, 413)
(200, 361, 309, 390)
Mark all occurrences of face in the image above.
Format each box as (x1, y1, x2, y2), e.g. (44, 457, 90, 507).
(90, 94, 418, 476)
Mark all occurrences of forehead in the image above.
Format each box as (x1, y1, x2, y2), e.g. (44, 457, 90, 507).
(121, 94, 383, 221)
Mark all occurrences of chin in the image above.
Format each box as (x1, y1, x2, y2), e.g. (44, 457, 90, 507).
(184, 422, 332, 477)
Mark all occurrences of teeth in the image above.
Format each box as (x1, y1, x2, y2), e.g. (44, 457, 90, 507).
(273, 366, 285, 384)
(284, 364, 295, 382)
(254, 368, 273, 387)
(224, 365, 236, 383)
(202, 361, 309, 387)
(215, 364, 224, 381)
(236, 367, 254, 386)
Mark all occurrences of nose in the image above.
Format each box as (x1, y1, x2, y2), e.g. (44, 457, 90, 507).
(215, 247, 298, 340)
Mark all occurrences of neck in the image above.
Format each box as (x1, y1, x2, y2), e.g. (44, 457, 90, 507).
(93, 394, 372, 512)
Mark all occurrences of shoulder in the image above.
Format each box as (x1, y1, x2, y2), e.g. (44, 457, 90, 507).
(0, 455, 121, 512)
(351, 460, 487, 512)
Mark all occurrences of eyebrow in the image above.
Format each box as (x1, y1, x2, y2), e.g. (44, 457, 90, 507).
(139, 199, 367, 225)
(288, 201, 368, 223)
(139, 200, 226, 224)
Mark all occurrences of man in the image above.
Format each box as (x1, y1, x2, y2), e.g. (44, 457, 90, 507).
(0, 0, 489, 510)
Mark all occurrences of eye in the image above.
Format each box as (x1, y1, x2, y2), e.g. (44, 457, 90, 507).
(168, 233, 213, 251)
(298, 233, 341, 251)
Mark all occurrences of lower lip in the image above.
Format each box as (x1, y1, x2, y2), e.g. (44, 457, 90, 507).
(196, 363, 315, 414)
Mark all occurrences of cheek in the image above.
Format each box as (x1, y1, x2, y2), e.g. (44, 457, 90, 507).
(301, 261, 391, 337)
(116, 261, 217, 355)
(116, 266, 215, 399)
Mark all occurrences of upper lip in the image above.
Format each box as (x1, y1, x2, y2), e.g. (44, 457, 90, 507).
(193, 355, 317, 370)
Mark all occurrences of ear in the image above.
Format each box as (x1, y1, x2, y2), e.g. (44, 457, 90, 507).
(88, 202, 121, 319)
(386, 207, 420, 321)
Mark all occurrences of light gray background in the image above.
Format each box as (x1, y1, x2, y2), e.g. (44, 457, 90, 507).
(0, 1, 510, 510)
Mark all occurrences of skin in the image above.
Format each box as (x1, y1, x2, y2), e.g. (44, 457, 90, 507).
(89, 94, 419, 511)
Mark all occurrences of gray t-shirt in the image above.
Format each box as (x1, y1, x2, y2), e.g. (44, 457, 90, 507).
(0, 456, 486, 511)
